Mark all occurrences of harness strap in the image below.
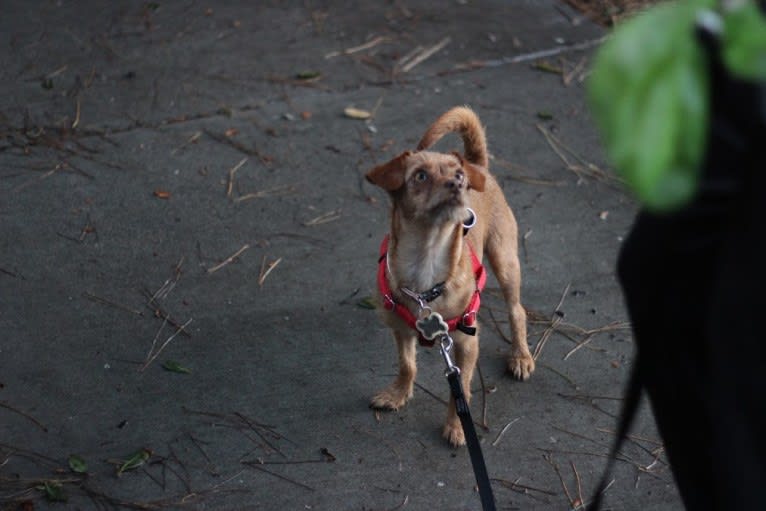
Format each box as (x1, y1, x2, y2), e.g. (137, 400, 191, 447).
(378, 235, 486, 346)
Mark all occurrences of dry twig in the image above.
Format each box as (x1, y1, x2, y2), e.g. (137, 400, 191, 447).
(398, 37, 451, 73)
(543, 453, 575, 507)
(491, 477, 556, 502)
(491, 417, 521, 447)
(325, 35, 388, 59)
(226, 157, 248, 198)
(258, 256, 282, 286)
(242, 462, 315, 492)
(72, 96, 81, 129)
(571, 461, 585, 509)
(203, 129, 271, 164)
(563, 56, 588, 86)
(303, 210, 342, 226)
(0, 402, 48, 432)
(537, 124, 619, 185)
(452, 36, 606, 71)
(171, 130, 202, 155)
(83, 292, 143, 316)
(140, 318, 193, 372)
(532, 283, 571, 360)
(143, 288, 191, 338)
(207, 244, 250, 274)
(233, 185, 295, 202)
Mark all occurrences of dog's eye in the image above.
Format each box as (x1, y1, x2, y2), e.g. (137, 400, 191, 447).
(413, 169, 428, 182)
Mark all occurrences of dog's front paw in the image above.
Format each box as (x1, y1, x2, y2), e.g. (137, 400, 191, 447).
(370, 385, 412, 411)
(508, 353, 535, 381)
(442, 420, 466, 447)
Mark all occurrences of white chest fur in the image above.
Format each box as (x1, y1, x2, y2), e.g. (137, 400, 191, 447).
(390, 225, 458, 293)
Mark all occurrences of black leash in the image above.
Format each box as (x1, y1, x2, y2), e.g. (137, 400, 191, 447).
(440, 336, 497, 511)
(410, 300, 496, 510)
(586, 358, 643, 510)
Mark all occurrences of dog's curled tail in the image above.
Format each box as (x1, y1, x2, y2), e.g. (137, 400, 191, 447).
(416, 106, 488, 167)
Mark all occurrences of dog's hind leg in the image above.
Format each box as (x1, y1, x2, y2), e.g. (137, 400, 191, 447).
(370, 328, 418, 411)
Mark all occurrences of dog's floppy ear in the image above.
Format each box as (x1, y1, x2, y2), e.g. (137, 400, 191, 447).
(365, 151, 412, 192)
(452, 152, 486, 192)
(464, 162, 486, 192)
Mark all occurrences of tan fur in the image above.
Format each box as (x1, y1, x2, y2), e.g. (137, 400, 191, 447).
(366, 107, 534, 447)
(417, 105, 489, 167)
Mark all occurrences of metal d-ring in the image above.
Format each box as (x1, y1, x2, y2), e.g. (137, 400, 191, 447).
(463, 207, 477, 231)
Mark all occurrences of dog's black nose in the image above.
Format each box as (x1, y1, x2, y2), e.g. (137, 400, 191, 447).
(446, 173, 464, 190)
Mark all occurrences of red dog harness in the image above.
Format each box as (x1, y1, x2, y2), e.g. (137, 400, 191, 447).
(377, 235, 487, 346)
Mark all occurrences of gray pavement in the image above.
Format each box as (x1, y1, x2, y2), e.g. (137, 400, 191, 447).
(1, 2, 682, 510)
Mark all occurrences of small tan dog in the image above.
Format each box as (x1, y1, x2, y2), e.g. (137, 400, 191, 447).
(367, 106, 535, 446)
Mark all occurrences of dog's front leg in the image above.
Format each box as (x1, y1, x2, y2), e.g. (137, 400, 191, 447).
(486, 243, 535, 380)
(443, 331, 479, 447)
(370, 328, 417, 411)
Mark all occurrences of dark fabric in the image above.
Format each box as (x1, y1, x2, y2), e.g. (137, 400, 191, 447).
(614, 29, 766, 510)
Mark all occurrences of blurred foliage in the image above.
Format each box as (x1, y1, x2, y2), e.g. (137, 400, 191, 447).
(588, 0, 766, 212)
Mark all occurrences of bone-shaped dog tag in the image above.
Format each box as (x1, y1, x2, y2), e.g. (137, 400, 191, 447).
(416, 311, 449, 341)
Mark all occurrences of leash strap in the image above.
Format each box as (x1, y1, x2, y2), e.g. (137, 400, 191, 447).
(439, 335, 496, 511)
(446, 369, 497, 511)
(586, 357, 643, 510)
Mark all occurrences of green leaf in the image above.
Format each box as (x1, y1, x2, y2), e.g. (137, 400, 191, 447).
(295, 70, 321, 80)
(68, 454, 88, 474)
(356, 296, 376, 310)
(117, 448, 152, 476)
(587, 0, 712, 212)
(162, 360, 191, 374)
(38, 482, 67, 502)
(722, 2, 766, 80)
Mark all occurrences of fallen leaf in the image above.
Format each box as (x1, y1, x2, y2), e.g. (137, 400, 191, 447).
(153, 189, 171, 199)
(301, 111, 312, 120)
(295, 70, 321, 80)
(38, 482, 66, 502)
(599, 210, 609, 220)
(356, 296, 376, 310)
(162, 360, 191, 374)
(68, 454, 88, 474)
(224, 128, 238, 137)
(532, 60, 563, 74)
(344, 107, 371, 120)
(117, 448, 152, 476)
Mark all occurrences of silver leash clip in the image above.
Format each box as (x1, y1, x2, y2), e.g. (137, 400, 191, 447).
(400, 287, 429, 316)
(439, 334, 460, 377)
